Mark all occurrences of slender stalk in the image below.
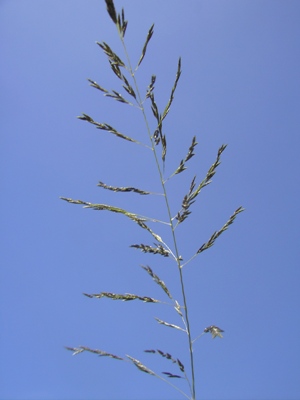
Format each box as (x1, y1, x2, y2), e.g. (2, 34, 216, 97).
(118, 32, 196, 400)
(153, 372, 191, 400)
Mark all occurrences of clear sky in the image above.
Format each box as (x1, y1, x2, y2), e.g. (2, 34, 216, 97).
(1, 1, 300, 399)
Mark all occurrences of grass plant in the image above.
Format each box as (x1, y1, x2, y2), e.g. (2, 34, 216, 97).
(61, 1, 244, 398)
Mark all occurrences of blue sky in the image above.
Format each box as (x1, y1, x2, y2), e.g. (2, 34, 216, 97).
(1, 1, 300, 399)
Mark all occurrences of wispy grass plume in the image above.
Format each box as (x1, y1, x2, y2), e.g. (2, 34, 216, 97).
(62, 2, 244, 399)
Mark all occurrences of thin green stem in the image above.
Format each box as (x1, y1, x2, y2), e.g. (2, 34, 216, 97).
(181, 253, 198, 269)
(154, 372, 192, 400)
(118, 33, 196, 400)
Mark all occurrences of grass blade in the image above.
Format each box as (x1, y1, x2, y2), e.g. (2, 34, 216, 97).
(155, 318, 186, 332)
(141, 265, 173, 299)
(77, 114, 139, 143)
(130, 243, 170, 257)
(137, 24, 154, 67)
(127, 355, 155, 375)
(197, 206, 245, 254)
(175, 144, 227, 225)
(96, 41, 125, 68)
(97, 181, 150, 195)
(172, 136, 198, 176)
(105, 0, 117, 24)
(83, 292, 160, 303)
(105, 90, 132, 105)
(87, 79, 109, 92)
(65, 345, 123, 360)
(161, 57, 182, 121)
(162, 372, 182, 379)
(190, 144, 227, 202)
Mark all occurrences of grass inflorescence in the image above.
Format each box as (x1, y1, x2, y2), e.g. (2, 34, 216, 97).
(61, 1, 244, 399)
